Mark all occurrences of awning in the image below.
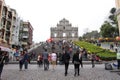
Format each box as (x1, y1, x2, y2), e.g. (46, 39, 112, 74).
(0, 46, 12, 52)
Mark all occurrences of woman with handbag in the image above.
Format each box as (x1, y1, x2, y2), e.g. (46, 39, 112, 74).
(72, 50, 81, 76)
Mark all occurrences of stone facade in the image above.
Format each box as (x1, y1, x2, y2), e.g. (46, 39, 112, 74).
(50, 18, 78, 41)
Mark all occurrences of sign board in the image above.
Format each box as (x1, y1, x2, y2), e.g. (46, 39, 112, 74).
(117, 52, 120, 59)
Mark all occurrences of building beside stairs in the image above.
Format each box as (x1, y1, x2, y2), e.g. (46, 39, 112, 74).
(116, 0, 120, 36)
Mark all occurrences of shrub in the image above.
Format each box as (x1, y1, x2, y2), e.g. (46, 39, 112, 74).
(74, 41, 116, 61)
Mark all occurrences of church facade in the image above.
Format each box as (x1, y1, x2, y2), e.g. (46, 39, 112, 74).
(50, 18, 78, 41)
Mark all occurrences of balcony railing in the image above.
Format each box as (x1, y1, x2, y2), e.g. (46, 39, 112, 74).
(22, 35, 28, 38)
(21, 42, 27, 45)
(7, 18, 12, 22)
(23, 28, 28, 32)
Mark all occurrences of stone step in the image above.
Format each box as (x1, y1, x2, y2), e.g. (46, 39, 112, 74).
(8, 61, 102, 64)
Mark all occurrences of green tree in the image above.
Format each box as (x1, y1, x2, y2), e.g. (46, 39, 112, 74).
(79, 36, 83, 41)
(100, 21, 115, 37)
(100, 7, 119, 38)
(82, 30, 100, 39)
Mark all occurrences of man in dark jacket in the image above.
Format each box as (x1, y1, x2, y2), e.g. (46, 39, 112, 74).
(42, 49, 49, 71)
(62, 50, 70, 76)
(23, 50, 29, 70)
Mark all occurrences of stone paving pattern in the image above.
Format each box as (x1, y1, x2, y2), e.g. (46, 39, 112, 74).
(1, 64, 120, 80)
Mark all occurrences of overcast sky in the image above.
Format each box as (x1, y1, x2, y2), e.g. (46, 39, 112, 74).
(5, 0, 115, 43)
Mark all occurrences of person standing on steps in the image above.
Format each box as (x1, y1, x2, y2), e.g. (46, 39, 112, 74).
(0, 48, 6, 80)
(42, 49, 49, 71)
(23, 50, 29, 70)
(79, 50, 83, 68)
(72, 50, 81, 76)
(91, 53, 96, 68)
(37, 53, 43, 67)
(19, 51, 24, 71)
(117, 51, 120, 69)
(62, 50, 70, 76)
(51, 51, 57, 70)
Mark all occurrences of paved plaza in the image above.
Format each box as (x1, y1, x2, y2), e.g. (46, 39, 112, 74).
(1, 64, 120, 80)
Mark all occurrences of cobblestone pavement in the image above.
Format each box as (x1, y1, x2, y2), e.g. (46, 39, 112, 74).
(1, 64, 120, 80)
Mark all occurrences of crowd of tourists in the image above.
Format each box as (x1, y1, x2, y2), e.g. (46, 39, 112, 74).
(0, 40, 102, 79)
(32, 40, 100, 76)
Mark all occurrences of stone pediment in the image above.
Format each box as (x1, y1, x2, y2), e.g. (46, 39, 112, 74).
(59, 18, 69, 23)
(57, 18, 72, 28)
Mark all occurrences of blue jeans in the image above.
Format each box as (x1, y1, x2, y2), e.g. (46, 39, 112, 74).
(43, 59, 49, 70)
(24, 61, 28, 69)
